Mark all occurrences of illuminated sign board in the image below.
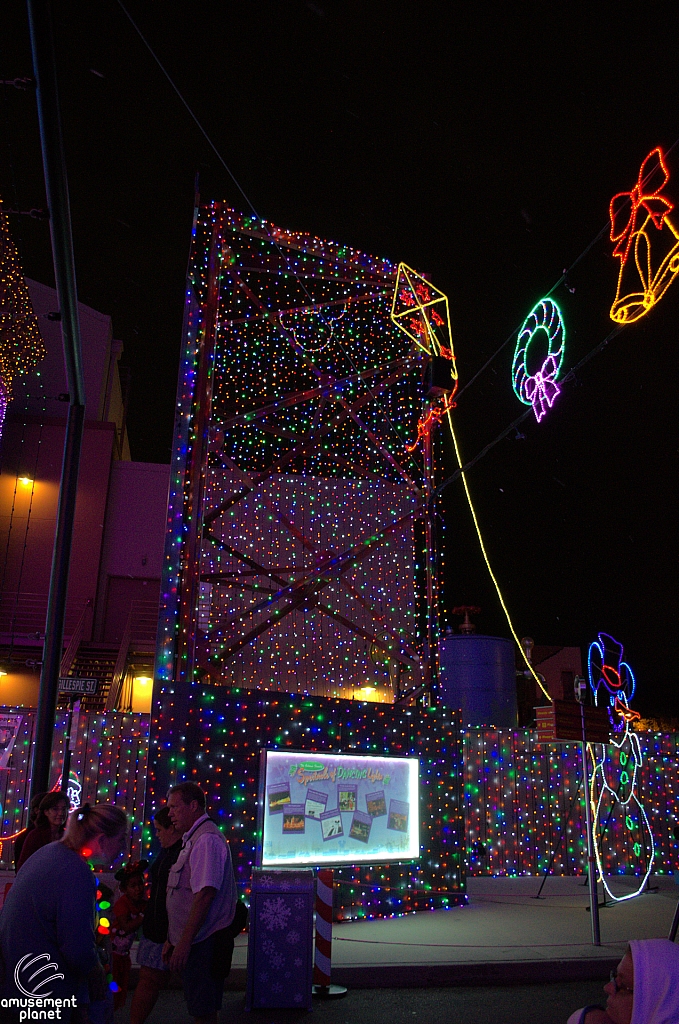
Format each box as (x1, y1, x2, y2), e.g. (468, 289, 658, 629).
(258, 750, 420, 868)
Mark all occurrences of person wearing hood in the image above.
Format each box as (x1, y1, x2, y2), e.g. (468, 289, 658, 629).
(567, 938, 679, 1024)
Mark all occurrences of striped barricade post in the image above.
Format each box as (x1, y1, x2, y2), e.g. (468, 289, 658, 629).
(312, 869, 347, 998)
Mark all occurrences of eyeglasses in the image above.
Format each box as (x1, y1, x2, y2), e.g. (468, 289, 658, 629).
(609, 969, 633, 995)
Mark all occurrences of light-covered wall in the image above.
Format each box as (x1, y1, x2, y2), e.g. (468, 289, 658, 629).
(201, 471, 419, 698)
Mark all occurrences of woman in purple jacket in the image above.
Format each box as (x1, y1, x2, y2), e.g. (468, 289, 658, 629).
(0, 803, 128, 1020)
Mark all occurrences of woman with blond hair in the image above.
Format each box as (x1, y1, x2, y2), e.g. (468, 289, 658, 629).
(0, 803, 128, 1019)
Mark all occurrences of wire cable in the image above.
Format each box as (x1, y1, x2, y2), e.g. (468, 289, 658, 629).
(116, 0, 258, 218)
(454, 134, 679, 405)
(435, 318, 624, 502)
(116, 1, 423, 487)
(445, 406, 552, 702)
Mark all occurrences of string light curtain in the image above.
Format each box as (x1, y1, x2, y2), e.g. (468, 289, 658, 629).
(464, 728, 676, 879)
(0, 708, 149, 868)
(154, 203, 435, 799)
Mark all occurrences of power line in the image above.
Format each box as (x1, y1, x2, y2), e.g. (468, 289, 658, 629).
(116, 0, 259, 218)
(454, 134, 679, 405)
(116, 1, 422, 487)
(435, 321, 624, 500)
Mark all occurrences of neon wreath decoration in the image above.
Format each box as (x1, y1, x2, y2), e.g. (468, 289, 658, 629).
(587, 632, 654, 902)
(512, 298, 565, 422)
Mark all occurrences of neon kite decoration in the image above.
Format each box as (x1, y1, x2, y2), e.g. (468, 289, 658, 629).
(609, 146, 679, 324)
(391, 265, 458, 452)
(587, 632, 654, 902)
(390, 263, 457, 371)
(512, 298, 565, 422)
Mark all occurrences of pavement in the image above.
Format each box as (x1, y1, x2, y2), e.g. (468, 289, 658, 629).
(111, 873, 677, 992)
(114, 981, 614, 1024)
(221, 874, 679, 988)
(108, 876, 679, 1024)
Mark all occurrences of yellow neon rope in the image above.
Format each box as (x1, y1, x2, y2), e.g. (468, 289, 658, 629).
(445, 407, 552, 703)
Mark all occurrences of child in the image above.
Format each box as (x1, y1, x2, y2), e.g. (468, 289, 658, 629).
(111, 860, 148, 1011)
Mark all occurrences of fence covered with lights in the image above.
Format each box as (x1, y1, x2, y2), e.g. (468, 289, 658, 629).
(464, 729, 679, 878)
(1, 705, 676, 896)
(0, 708, 148, 869)
(173, 687, 465, 919)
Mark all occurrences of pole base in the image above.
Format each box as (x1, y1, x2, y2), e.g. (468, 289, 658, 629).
(313, 984, 348, 999)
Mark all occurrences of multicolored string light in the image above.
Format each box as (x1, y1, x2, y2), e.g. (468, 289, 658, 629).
(0, 709, 148, 869)
(0, 704, 673, 891)
(170, 687, 465, 919)
(152, 203, 437, 800)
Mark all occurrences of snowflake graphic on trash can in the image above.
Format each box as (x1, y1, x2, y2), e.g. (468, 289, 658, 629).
(260, 896, 291, 931)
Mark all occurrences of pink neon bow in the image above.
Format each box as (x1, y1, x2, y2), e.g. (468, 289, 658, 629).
(609, 148, 674, 266)
(524, 355, 560, 422)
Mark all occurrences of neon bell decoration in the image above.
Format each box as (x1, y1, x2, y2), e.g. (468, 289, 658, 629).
(609, 146, 679, 323)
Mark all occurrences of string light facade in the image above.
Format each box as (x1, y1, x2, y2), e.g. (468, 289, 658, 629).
(152, 205, 437, 803)
(463, 727, 676, 880)
(0, 708, 148, 868)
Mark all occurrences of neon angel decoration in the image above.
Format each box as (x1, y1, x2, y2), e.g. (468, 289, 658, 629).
(587, 632, 654, 902)
(512, 298, 565, 422)
(609, 147, 679, 324)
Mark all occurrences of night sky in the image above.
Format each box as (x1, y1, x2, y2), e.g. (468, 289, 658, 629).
(2, 2, 678, 718)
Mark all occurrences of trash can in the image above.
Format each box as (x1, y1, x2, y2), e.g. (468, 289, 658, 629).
(246, 868, 315, 1009)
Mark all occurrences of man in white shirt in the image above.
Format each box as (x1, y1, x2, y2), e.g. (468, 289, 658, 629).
(164, 782, 237, 1024)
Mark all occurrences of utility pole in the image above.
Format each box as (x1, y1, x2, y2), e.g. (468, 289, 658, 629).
(27, 0, 86, 800)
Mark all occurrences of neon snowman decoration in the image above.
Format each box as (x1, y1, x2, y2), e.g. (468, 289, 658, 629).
(587, 632, 654, 901)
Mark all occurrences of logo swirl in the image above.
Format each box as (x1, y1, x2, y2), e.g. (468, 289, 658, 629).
(14, 953, 64, 998)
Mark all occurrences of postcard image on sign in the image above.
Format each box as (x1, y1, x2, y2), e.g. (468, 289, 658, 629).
(282, 804, 305, 834)
(268, 784, 292, 814)
(320, 808, 343, 841)
(337, 783, 357, 812)
(365, 790, 387, 818)
(349, 810, 372, 844)
(305, 788, 328, 820)
(387, 799, 409, 833)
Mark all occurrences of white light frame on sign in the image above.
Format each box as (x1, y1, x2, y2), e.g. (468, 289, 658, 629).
(257, 749, 420, 868)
